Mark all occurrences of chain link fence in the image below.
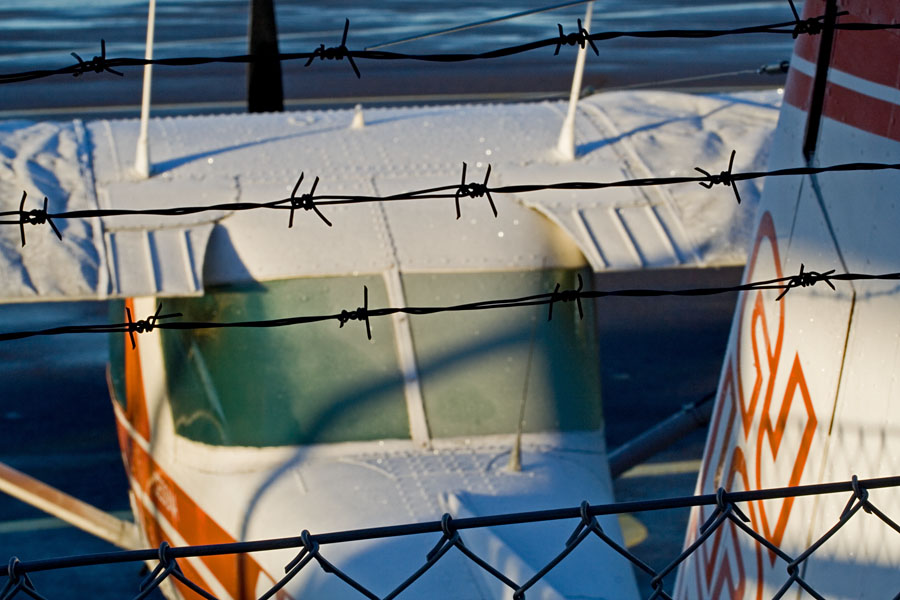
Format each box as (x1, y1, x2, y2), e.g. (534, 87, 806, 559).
(3, 475, 900, 599)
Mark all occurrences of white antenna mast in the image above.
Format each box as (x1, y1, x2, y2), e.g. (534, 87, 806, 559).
(135, 0, 156, 178)
(556, 1, 594, 161)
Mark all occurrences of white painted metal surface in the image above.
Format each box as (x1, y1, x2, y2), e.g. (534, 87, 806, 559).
(118, 298, 640, 600)
(677, 1, 900, 598)
(0, 91, 780, 301)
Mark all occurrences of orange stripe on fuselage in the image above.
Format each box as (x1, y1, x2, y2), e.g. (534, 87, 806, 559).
(112, 301, 290, 600)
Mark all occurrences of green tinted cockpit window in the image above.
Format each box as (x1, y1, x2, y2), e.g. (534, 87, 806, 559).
(129, 269, 602, 447)
(402, 268, 603, 438)
(160, 276, 409, 446)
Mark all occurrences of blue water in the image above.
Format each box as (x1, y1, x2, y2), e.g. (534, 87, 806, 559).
(0, 1, 797, 117)
(0, 1, 793, 58)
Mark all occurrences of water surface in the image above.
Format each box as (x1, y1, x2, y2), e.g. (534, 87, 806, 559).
(0, 1, 796, 118)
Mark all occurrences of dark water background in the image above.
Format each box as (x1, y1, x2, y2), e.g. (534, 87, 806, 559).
(0, 0, 797, 119)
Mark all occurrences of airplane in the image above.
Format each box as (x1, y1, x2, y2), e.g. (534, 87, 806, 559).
(3, 0, 896, 598)
(1, 86, 782, 599)
(675, 0, 900, 598)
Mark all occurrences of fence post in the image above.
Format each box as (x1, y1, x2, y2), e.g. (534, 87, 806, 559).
(247, 0, 284, 113)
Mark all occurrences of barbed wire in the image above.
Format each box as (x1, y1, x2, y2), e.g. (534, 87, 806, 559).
(5, 156, 900, 246)
(2, 475, 899, 599)
(0, 265, 895, 347)
(3, 8, 899, 85)
(3, 4, 899, 599)
(362, 0, 836, 50)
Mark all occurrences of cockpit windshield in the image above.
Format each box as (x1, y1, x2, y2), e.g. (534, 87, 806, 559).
(158, 275, 409, 446)
(113, 269, 602, 447)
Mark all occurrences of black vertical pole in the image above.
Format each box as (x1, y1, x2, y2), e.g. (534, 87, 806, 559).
(247, 0, 284, 112)
(802, 0, 838, 161)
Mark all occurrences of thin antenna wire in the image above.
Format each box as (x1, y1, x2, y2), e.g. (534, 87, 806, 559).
(508, 315, 539, 473)
(508, 265, 549, 473)
(603, 67, 761, 92)
(365, 0, 598, 50)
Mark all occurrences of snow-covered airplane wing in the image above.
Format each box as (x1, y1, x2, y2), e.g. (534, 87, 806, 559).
(0, 91, 780, 302)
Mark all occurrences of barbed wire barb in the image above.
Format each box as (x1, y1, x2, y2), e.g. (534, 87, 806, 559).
(338, 286, 372, 340)
(288, 172, 331, 228)
(555, 18, 599, 56)
(696, 149, 742, 204)
(305, 19, 360, 79)
(548, 273, 584, 321)
(775, 263, 837, 300)
(71, 39, 123, 78)
(0, 192, 63, 247)
(786, 0, 847, 39)
(125, 303, 182, 350)
(454, 162, 497, 219)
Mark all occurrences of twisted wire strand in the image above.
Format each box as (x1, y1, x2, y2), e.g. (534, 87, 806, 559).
(4, 159, 900, 246)
(0, 267, 896, 344)
(1, 12, 897, 84)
